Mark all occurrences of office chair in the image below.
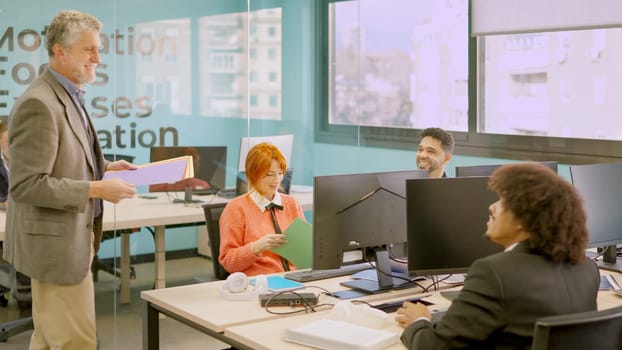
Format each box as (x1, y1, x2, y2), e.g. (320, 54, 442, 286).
(91, 153, 139, 282)
(202, 202, 230, 280)
(531, 305, 622, 350)
(0, 248, 34, 342)
(0, 316, 33, 342)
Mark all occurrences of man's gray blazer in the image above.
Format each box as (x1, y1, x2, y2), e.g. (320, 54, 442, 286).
(3, 69, 107, 285)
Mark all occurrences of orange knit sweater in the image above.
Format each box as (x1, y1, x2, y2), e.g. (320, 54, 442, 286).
(218, 193, 306, 276)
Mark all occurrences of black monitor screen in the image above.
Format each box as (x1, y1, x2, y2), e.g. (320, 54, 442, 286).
(407, 177, 502, 276)
(312, 169, 429, 270)
(456, 161, 558, 177)
(570, 162, 622, 248)
(149, 146, 227, 192)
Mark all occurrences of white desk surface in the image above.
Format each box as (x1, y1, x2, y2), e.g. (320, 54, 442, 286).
(140, 272, 462, 350)
(0, 192, 210, 241)
(224, 272, 622, 350)
(102, 194, 212, 231)
(0, 188, 312, 242)
(226, 308, 408, 350)
(140, 274, 432, 333)
(224, 291, 451, 350)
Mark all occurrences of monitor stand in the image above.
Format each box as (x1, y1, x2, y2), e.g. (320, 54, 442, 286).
(172, 187, 204, 204)
(339, 248, 411, 294)
(597, 245, 622, 273)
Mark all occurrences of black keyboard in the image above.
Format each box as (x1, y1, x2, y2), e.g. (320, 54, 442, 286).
(284, 263, 373, 282)
(372, 296, 434, 313)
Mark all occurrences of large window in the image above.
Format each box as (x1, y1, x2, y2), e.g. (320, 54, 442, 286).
(328, 0, 469, 131)
(319, 0, 622, 162)
(481, 28, 622, 141)
(198, 9, 282, 119)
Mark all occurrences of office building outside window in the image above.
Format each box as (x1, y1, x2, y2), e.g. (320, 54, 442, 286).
(199, 9, 282, 119)
(480, 28, 622, 141)
(328, 0, 468, 131)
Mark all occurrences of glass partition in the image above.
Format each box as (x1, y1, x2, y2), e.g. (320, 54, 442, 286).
(0, 0, 436, 348)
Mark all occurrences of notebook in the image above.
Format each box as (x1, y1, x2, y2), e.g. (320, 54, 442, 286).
(249, 276, 304, 292)
(284, 318, 399, 350)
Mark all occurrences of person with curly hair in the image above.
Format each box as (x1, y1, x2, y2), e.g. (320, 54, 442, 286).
(396, 162, 599, 349)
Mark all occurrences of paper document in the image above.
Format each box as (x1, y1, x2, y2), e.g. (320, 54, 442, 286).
(272, 218, 312, 269)
(103, 155, 194, 187)
(284, 319, 399, 350)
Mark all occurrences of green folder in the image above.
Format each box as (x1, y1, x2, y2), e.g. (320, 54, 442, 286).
(272, 218, 312, 269)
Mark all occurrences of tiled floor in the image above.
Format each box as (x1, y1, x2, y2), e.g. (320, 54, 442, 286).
(1, 256, 231, 350)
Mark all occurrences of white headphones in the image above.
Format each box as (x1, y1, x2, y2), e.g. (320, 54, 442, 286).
(219, 272, 268, 301)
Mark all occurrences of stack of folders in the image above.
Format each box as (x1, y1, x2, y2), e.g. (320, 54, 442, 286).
(283, 319, 399, 350)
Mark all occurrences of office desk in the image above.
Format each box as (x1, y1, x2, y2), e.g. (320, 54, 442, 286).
(226, 309, 406, 350)
(225, 272, 622, 350)
(103, 193, 217, 304)
(224, 291, 452, 350)
(140, 272, 451, 350)
(0, 190, 314, 304)
(140, 276, 342, 350)
(141, 270, 622, 350)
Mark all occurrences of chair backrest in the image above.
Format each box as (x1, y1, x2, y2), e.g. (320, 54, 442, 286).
(202, 202, 230, 280)
(532, 305, 622, 350)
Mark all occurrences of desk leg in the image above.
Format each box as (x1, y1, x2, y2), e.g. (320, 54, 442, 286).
(143, 301, 159, 350)
(154, 226, 166, 289)
(120, 233, 131, 304)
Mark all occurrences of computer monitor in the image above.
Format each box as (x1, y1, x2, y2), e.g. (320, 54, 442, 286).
(312, 169, 429, 293)
(237, 134, 294, 172)
(406, 177, 503, 276)
(569, 162, 622, 273)
(455, 161, 558, 177)
(149, 146, 227, 193)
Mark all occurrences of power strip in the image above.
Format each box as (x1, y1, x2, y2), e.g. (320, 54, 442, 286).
(259, 293, 319, 307)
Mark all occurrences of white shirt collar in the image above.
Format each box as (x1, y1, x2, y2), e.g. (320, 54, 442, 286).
(504, 242, 520, 252)
(249, 190, 283, 212)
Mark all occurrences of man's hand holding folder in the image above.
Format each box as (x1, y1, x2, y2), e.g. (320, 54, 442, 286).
(102, 155, 194, 187)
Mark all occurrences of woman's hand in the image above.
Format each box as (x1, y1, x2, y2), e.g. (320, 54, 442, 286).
(251, 234, 288, 254)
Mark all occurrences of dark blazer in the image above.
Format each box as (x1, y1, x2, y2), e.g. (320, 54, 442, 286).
(3, 69, 107, 285)
(401, 241, 600, 350)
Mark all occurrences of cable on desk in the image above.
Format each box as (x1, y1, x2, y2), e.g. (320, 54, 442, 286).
(362, 253, 428, 291)
(423, 274, 461, 292)
(263, 290, 325, 315)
